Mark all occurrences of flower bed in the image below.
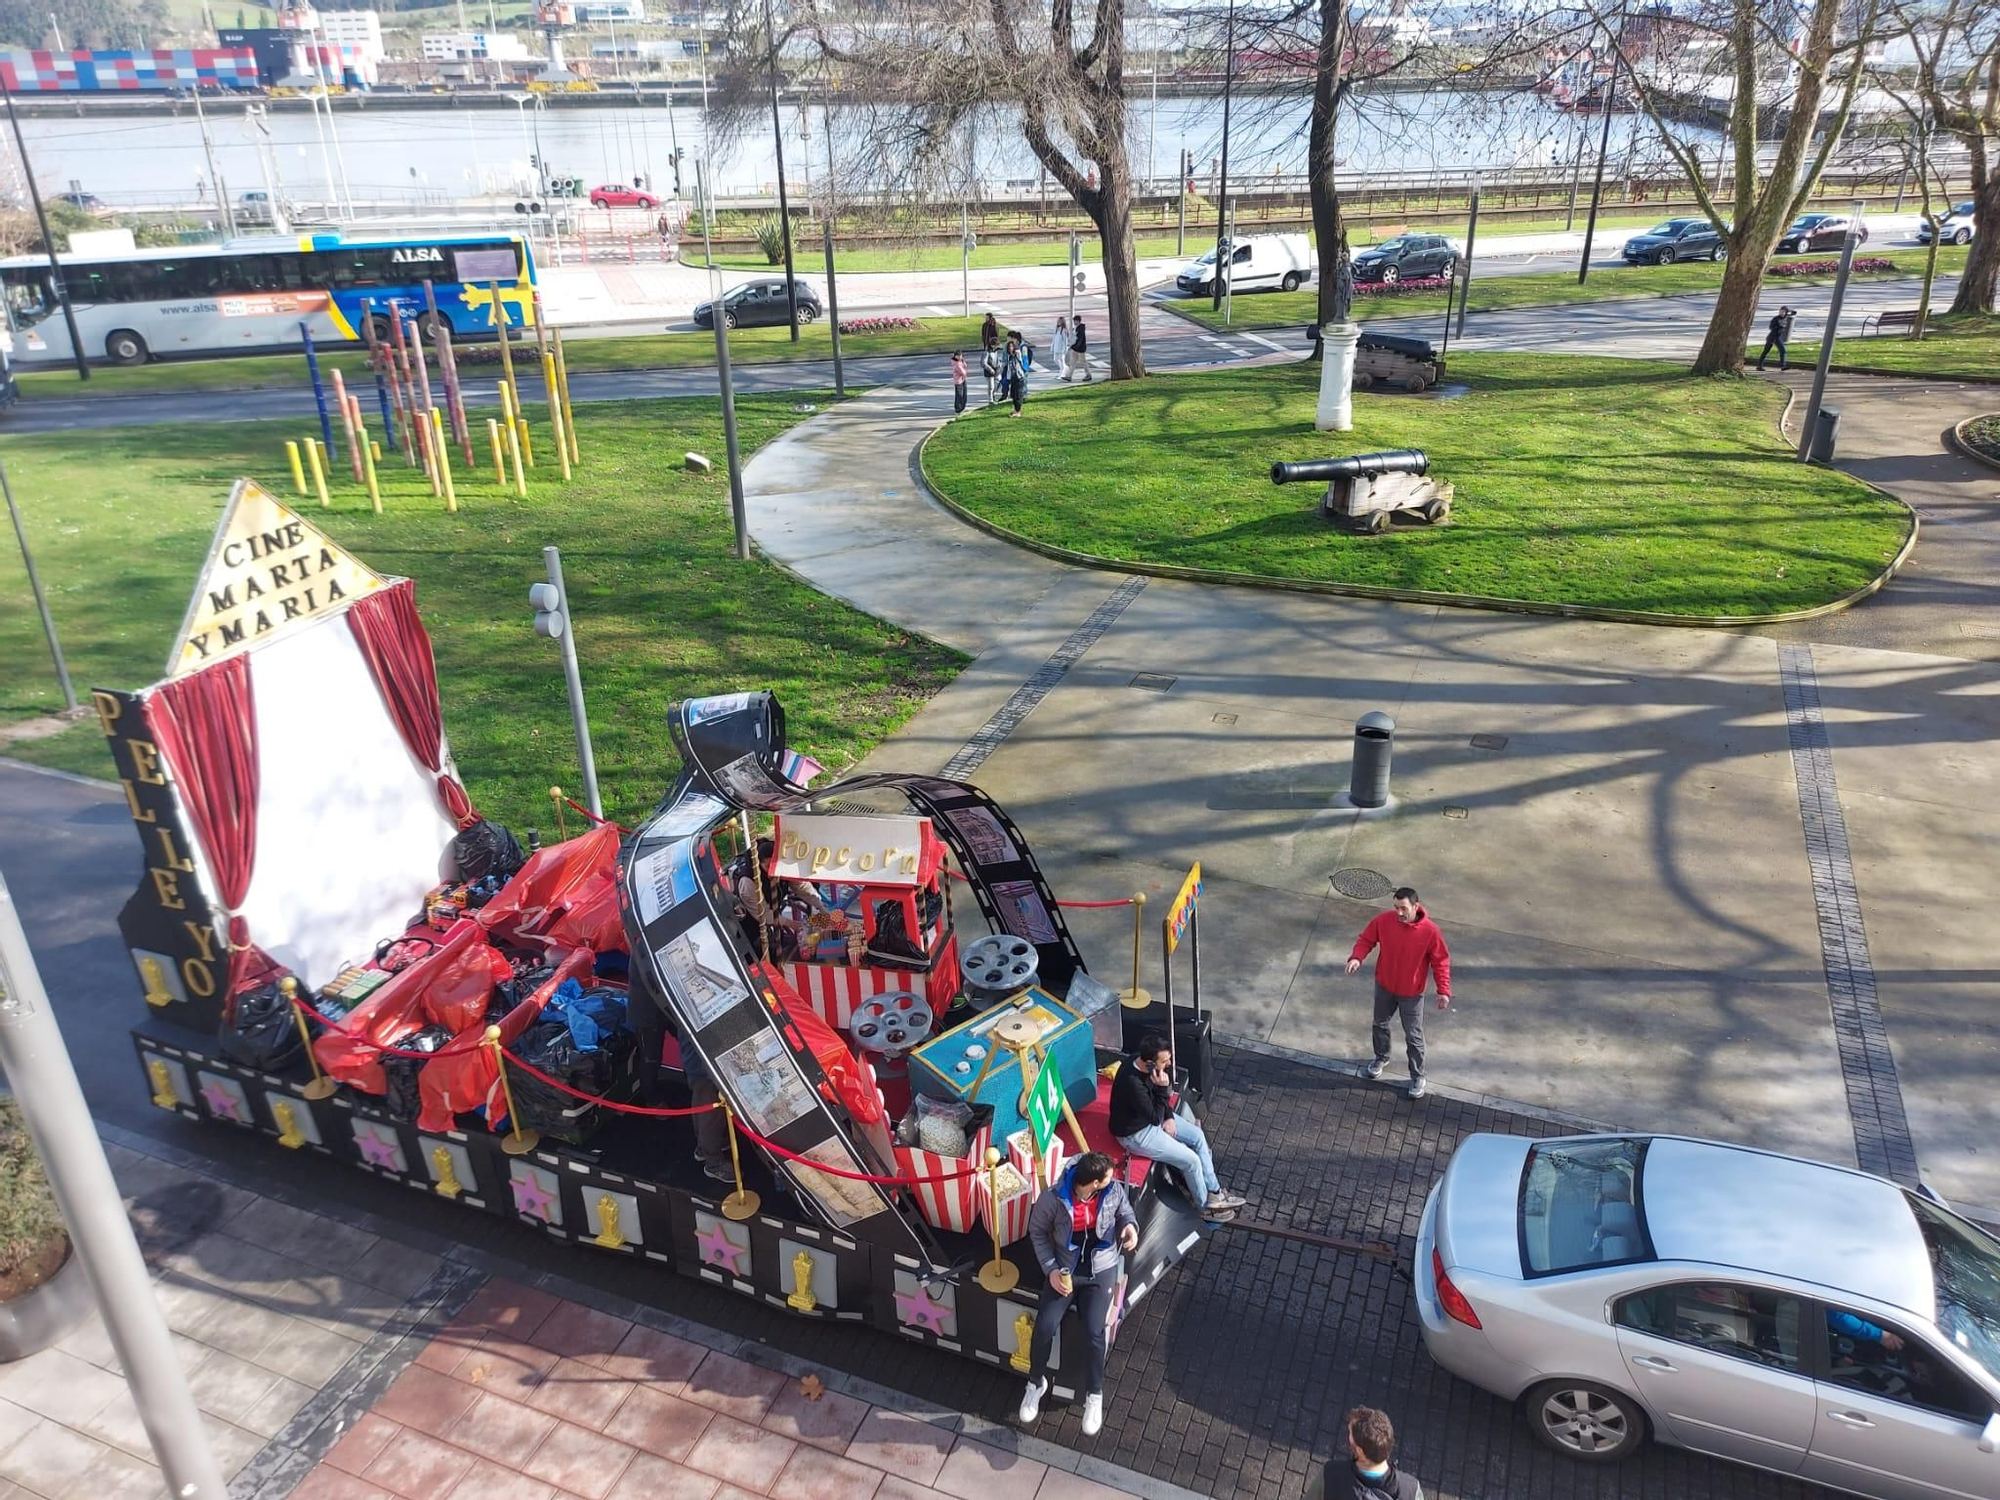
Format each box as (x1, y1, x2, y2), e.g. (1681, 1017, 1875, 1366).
(1961, 414, 2000, 463)
(838, 315, 923, 334)
(1767, 257, 1898, 278)
(1353, 276, 1452, 299)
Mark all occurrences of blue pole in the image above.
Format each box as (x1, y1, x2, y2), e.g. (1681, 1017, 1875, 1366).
(361, 299, 398, 452)
(300, 321, 337, 460)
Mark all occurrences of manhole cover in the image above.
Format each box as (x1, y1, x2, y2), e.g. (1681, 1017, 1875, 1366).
(1331, 867, 1394, 901)
(1470, 733, 1509, 752)
(1212, 712, 1237, 725)
(1130, 673, 1177, 692)
(1442, 805, 1469, 820)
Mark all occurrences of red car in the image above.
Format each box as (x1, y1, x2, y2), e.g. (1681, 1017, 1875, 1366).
(589, 183, 660, 208)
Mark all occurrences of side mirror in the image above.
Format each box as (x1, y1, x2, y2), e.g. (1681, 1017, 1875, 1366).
(1981, 1412, 2000, 1453)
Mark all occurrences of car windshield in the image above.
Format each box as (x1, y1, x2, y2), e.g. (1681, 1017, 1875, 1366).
(1646, 220, 1690, 237)
(1792, 216, 1826, 229)
(1371, 238, 1410, 254)
(1953, 203, 1975, 216)
(1519, 1137, 1653, 1275)
(1908, 1194, 2000, 1385)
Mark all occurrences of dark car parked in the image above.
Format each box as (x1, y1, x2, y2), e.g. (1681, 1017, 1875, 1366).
(1621, 217, 1726, 265)
(56, 191, 106, 212)
(692, 278, 823, 329)
(1778, 213, 1867, 254)
(1353, 234, 1459, 284)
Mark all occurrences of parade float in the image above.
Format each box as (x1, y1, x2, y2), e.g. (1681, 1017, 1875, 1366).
(110, 481, 1216, 1387)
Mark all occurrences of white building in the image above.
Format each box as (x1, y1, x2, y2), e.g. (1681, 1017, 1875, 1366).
(312, 8, 385, 63)
(577, 0, 645, 18)
(423, 30, 534, 60)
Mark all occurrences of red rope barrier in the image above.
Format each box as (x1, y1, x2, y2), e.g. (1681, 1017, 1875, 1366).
(729, 1116, 983, 1184)
(499, 1045, 719, 1118)
(562, 795, 627, 832)
(297, 998, 483, 1060)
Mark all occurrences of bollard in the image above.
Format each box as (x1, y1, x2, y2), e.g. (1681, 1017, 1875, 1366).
(488, 418, 507, 484)
(1349, 710, 1395, 809)
(304, 438, 331, 509)
(284, 440, 307, 495)
(517, 417, 536, 468)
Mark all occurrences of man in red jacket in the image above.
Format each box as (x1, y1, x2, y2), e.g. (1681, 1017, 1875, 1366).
(1344, 886, 1451, 1099)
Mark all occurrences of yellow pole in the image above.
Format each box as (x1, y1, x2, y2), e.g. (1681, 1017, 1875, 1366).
(498, 379, 516, 428)
(491, 281, 519, 415)
(1121, 891, 1152, 1009)
(553, 329, 579, 464)
(285, 440, 307, 495)
(505, 418, 527, 497)
(304, 437, 331, 508)
(719, 1099, 761, 1220)
(361, 427, 383, 513)
(488, 418, 507, 485)
(542, 353, 572, 481)
(432, 409, 458, 513)
(487, 1024, 540, 1155)
(516, 416, 536, 468)
(283, 979, 336, 1101)
(371, 439, 383, 464)
(976, 1146, 1021, 1292)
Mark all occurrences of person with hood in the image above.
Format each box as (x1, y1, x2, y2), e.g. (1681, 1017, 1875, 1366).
(981, 311, 1001, 353)
(1305, 1407, 1424, 1500)
(1017, 1151, 1137, 1437)
(1344, 885, 1451, 1099)
(1756, 305, 1796, 371)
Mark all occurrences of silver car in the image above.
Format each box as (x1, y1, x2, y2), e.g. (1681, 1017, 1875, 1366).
(1414, 1133, 2000, 1498)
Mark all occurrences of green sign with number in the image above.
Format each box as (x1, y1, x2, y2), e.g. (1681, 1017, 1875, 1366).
(1026, 1056, 1063, 1155)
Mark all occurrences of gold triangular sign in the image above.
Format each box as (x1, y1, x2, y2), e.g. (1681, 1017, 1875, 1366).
(167, 479, 387, 678)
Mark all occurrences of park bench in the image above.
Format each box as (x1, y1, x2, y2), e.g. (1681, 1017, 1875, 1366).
(1860, 309, 1918, 336)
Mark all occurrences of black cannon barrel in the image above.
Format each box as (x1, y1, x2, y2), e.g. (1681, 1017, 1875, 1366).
(1270, 449, 1428, 485)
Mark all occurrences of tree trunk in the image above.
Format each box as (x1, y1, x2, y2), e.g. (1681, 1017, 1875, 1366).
(1947, 169, 2000, 315)
(1095, 164, 1147, 378)
(1308, 0, 1346, 326)
(1692, 239, 1777, 374)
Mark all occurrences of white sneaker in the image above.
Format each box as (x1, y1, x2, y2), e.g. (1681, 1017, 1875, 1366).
(1408, 1075, 1429, 1100)
(1081, 1392, 1103, 1436)
(1017, 1377, 1046, 1425)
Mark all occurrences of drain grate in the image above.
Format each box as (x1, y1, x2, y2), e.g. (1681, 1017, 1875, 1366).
(1130, 673, 1178, 692)
(1470, 734, 1509, 752)
(1442, 805, 1469, 820)
(1212, 712, 1238, 725)
(1330, 867, 1394, 901)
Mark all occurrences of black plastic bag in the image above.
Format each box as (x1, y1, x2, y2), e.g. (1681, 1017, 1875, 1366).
(380, 1025, 454, 1123)
(452, 818, 526, 882)
(218, 977, 305, 1070)
(509, 1017, 635, 1144)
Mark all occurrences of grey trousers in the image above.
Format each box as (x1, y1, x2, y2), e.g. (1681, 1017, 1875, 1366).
(1372, 982, 1426, 1079)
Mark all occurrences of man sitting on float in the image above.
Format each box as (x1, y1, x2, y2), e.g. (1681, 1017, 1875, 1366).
(1109, 1033, 1248, 1224)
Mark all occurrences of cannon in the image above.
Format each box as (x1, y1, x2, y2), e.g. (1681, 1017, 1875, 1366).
(1271, 448, 1452, 534)
(1356, 332, 1446, 393)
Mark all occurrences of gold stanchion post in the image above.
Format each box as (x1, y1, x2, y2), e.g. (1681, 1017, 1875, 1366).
(719, 1099, 761, 1220)
(976, 1146, 1021, 1293)
(283, 978, 337, 1101)
(550, 785, 567, 842)
(487, 1024, 541, 1155)
(1120, 891, 1152, 1009)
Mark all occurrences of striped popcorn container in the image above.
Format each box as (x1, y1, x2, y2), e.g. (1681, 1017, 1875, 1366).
(893, 1118, 991, 1233)
(1006, 1126, 1067, 1195)
(782, 958, 939, 1033)
(980, 1159, 1036, 1246)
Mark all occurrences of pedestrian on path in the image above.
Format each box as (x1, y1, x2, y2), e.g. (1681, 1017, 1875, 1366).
(951, 350, 968, 414)
(1109, 1034, 1247, 1222)
(981, 311, 1000, 353)
(1304, 1407, 1424, 1499)
(1018, 1151, 1138, 1438)
(1052, 315, 1069, 375)
(1007, 334, 1028, 416)
(1067, 317, 1091, 382)
(1757, 306, 1796, 371)
(1344, 886, 1450, 1099)
(982, 345, 1003, 405)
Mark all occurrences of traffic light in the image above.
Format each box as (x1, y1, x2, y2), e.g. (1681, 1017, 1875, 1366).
(1074, 272, 1086, 292)
(529, 581, 566, 638)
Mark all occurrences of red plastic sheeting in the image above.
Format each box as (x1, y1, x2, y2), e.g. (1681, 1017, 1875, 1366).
(762, 966, 885, 1128)
(312, 918, 508, 1093)
(417, 947, 595, 1133)
(476, 824, 626, 954)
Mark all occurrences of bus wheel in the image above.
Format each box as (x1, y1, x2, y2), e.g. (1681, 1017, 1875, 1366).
(415, 312, 448, 344)
(105, 329, 148, 366)
(366, 313, 395, 346)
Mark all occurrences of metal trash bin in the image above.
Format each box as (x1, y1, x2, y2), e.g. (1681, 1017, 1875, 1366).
(1350, 710, 1395, 809)
(1810, 404, 1841, 464)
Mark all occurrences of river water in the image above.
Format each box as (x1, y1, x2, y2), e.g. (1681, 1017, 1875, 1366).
(16, 86, 1695, 208)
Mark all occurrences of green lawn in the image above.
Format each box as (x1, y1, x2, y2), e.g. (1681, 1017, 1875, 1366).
(1170, 246, 1974, 331)
(1775, 311, 1999, 383)
(0, 395, 964, 825)
(17, 316, 990, 402)
(921, 354, 1911, 617)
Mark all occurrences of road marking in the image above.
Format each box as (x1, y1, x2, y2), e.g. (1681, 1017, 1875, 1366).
(926, 305, 951, 317)
(1242, 331, 1294, 354)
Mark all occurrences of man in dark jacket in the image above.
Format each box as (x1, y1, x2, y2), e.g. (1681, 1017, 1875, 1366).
(1067, 317, 1091, 381)
(1345, 886, 1451, 1099)
(1757, 305, 1796, 370)
(1018, 1153, 1136, 1438)
(1109, 1035, 1245, 1221)
(1306, 1407, 1423, 1499)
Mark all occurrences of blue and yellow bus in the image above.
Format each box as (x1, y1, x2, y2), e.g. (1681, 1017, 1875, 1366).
(0, 232, 536, 367)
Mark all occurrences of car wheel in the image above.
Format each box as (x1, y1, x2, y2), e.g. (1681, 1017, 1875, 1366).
(1655, 247, 1675, 265)
(723, 310, 738, 330)
(1439, 258, 1458, 280)
(105, 328, 148, 366)
(1712, 243, 1727, 263)
(1856, 227, 1868, 244)
(1526, 1381, 1646, 1463)
(1955, 228, 1973, 245)
(797, 304, 818, 323)
(590, 196, 607, 208)
(1380, 265, 1401, 285)
(1280, 271, 1301, 292)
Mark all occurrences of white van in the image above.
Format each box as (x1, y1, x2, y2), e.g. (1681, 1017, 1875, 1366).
(1174, 233, 1313, 297)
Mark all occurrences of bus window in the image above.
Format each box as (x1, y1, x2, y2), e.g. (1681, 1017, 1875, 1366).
(451, 244, 520, 283)
(311, 247, 402, 290)
(2, 267, 53, 327)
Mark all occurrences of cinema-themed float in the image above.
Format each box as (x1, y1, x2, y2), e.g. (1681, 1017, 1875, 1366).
(109, 480, 1219, 1379)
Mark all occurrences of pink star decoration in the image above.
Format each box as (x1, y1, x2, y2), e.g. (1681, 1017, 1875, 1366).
(355, 1128, 402, 1170)
(511, 1173, 556, 1220)
(696, 1219, 748, 1274)
(894, 1285, 954, 1335)
(199, 1079, 244, 1122)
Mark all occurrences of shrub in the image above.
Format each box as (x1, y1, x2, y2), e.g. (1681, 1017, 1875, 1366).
(1354, 276, 1452, 299)
(0, 1095, 66, 1299)
(838, 316, 922, 334)
(754, 214, 791, 266)
(1767, 257, 1899, 279)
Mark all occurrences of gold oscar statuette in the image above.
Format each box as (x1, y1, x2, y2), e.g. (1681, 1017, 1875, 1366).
(431, 1146, 464, 1200)
(591, 1194, 627, 1251)
(148, 1058, 179, 1111)
(1010, 1311, 1035, 1373)
(786, 1249, 818, 1313)
(272, 1099, 307, 1150)
(140, 955, 176, 1009)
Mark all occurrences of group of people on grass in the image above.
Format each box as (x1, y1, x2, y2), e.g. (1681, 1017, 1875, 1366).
(951, 310, 1092, 416)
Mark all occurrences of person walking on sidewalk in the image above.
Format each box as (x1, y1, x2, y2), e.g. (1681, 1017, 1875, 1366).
(981, 311, 1000, 353)
(1757, 305, 1796, 371)
(1018, 1151, 1137, 1438)
(1067, 316, 1091, 381)
(1006, 333, 1028, 416)
(951, 350, 968, 414)
(1051, 314, 1069, 376)
(1305, 1407, 1424, 1499)
(1344, 886, 1451, 1099)
(982, 344, 1003, 405)
(1110, 1034, 1246, 1222)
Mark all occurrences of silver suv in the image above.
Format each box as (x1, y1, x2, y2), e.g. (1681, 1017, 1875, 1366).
(1415, 1134, 2000, 1498)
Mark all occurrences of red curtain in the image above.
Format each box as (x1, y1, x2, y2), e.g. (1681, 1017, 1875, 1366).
(347, 579, 477, 828)
(146, 654, 260, 996)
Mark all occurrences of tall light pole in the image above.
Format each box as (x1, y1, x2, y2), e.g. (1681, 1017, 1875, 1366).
(2, 82, 88, 381)
(310, 13, 355, 218)
(1577, 30, 1622, 284)
(1798, 203, 1865, 462)
(1210, 0, 1236, 312)
(762, 0, 800, 340)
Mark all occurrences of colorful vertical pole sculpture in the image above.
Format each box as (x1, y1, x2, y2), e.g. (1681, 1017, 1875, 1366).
(299, 322, 337, 462)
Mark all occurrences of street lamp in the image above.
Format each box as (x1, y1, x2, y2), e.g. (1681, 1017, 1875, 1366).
(1211, 0, 1236, 313)
(510, 93, 548, 203)
(762, 0, 800, 340)
(710, 262, 749, 559)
